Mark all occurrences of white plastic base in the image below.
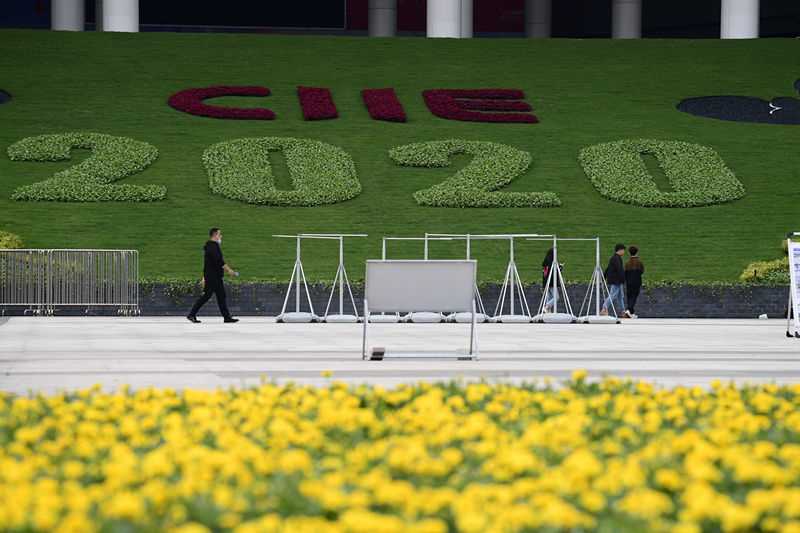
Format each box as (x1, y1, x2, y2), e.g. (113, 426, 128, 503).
(277, 312, 318, 323)
(492, 314, 532, 323)
(406, 312, 446, 323)
(322, 314, 360, 323)
(534, 312, 576, 324)
(368, 314, 402, 323)
(448, 312, 490, 323)
(577, 315, 620, 324)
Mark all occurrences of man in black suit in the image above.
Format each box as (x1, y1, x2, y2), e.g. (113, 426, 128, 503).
(187, 227, 239, 323)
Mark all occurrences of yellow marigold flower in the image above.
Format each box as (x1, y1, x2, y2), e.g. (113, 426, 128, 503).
(616, 487, 674, 519)
(720, 503, 759, 533)
(571, 369, 588, 381)
(321, 370, 333, 377)
(102, 491, 145, 520)
(655, 468, 685, 492)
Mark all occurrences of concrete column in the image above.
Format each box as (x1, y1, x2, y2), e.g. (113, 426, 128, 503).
(612, 0, 642, 39)
(460, 0, 473, 38)
(95, 0, 103, 31)
(368, 0, 396, 37)
(721, 0, 759, 38)
(103, 0, 139, 32)
(427, 0, 461, 38)
(51, 0, 84, 31)
(525, 0, 551, 38)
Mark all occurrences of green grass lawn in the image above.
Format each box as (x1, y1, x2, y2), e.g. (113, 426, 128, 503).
(0, 30, 798, 283)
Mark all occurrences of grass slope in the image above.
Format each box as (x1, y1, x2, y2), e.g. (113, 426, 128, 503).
(0, 30, 799, 283)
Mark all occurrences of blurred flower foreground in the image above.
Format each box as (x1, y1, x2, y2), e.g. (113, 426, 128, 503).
(2, 373, 800, 533)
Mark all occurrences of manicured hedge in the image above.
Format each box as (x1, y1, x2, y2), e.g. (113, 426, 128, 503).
(389, 140, 560, 208)
(203, 137, 361, 206)
(0, 231, 23, 249)
(578, 139, 746, 207)
(8, 133, 164, 202)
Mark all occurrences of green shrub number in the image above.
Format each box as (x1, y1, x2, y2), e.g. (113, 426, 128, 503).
(8, 132, 164, 202)
(203, 137, 361, 206)
(389, 140, 561, 208)
(579, 139, 745, 207)
(6, 134, 745, 208)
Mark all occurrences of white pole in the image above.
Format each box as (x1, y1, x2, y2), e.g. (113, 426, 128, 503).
(461, 0, 473, 38)
(295, 236, 301, 313)
(51, 0, 84, 31)
(103, 0, 139, 32)
(338, 237, 344, 315)
(368, 0, 397, 37)
(721, 0, 759, 38)
(552, 235, 558, 313)
(525, 0, 551, 38)
(611, 0, 641, 39)
(427, 0, 461, 38)
(509, 236, 515, 316)
(595, 238, 601, 316)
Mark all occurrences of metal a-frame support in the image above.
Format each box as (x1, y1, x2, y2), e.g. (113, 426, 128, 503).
(274, 234, 319, 323)
(531, 235, 576, 323)
(577, 237, 620, 324)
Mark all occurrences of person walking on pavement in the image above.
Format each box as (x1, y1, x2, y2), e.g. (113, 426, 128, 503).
(187, 227, 239, 323)
(601, 243, 630, 318)
(625, 245, 644, 319)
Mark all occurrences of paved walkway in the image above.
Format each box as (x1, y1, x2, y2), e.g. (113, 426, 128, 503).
(1, 317, 798, 395)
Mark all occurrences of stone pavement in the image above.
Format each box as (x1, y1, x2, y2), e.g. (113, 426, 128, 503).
(1, 317, 799, 396)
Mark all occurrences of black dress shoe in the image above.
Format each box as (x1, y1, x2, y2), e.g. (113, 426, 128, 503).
(224, 317, 239, 323)
(186, 315, 201, 323)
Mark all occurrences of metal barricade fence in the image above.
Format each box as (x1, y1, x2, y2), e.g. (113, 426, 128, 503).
(0, 249, 139, 316)
(0, 250, 49, 315)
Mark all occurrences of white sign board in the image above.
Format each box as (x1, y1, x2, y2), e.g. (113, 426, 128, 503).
(789, 240, 800, 332)
(365, 260, 477, 312)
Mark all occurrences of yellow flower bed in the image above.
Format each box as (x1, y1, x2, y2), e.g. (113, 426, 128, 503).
(2, 373, 800, 533)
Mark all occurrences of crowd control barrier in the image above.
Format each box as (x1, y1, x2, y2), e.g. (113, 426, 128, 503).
(0, 249, 139, 316)
(0, 250, 48, 315)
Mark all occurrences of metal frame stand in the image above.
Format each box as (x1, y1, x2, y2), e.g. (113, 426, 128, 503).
(786, 232, 800, 338)
(577, 238, 620, 324)
(274, 234, 318, 323)
(424, 233, 489, 321)
(317, 234, 367, 323)
(362, 260, 479, 360)
(529, 235, 576, 323)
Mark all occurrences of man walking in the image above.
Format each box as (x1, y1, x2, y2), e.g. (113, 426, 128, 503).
(187, 227, 239, 323)
(601, 243, 628, 318)
(625, 245, 644, 319)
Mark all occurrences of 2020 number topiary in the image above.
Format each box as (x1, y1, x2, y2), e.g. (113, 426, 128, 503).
(578, 139, 745, 208)
(8, 132, 164, 202)
(203, 137, 361, 206)
(389, 140, 560, 208)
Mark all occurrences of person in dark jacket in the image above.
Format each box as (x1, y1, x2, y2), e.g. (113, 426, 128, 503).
(187, 228, 238, 323)
(541, 248, 564, 313)
(624, 245, 644, 318)
(601, 243, 628, 317)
